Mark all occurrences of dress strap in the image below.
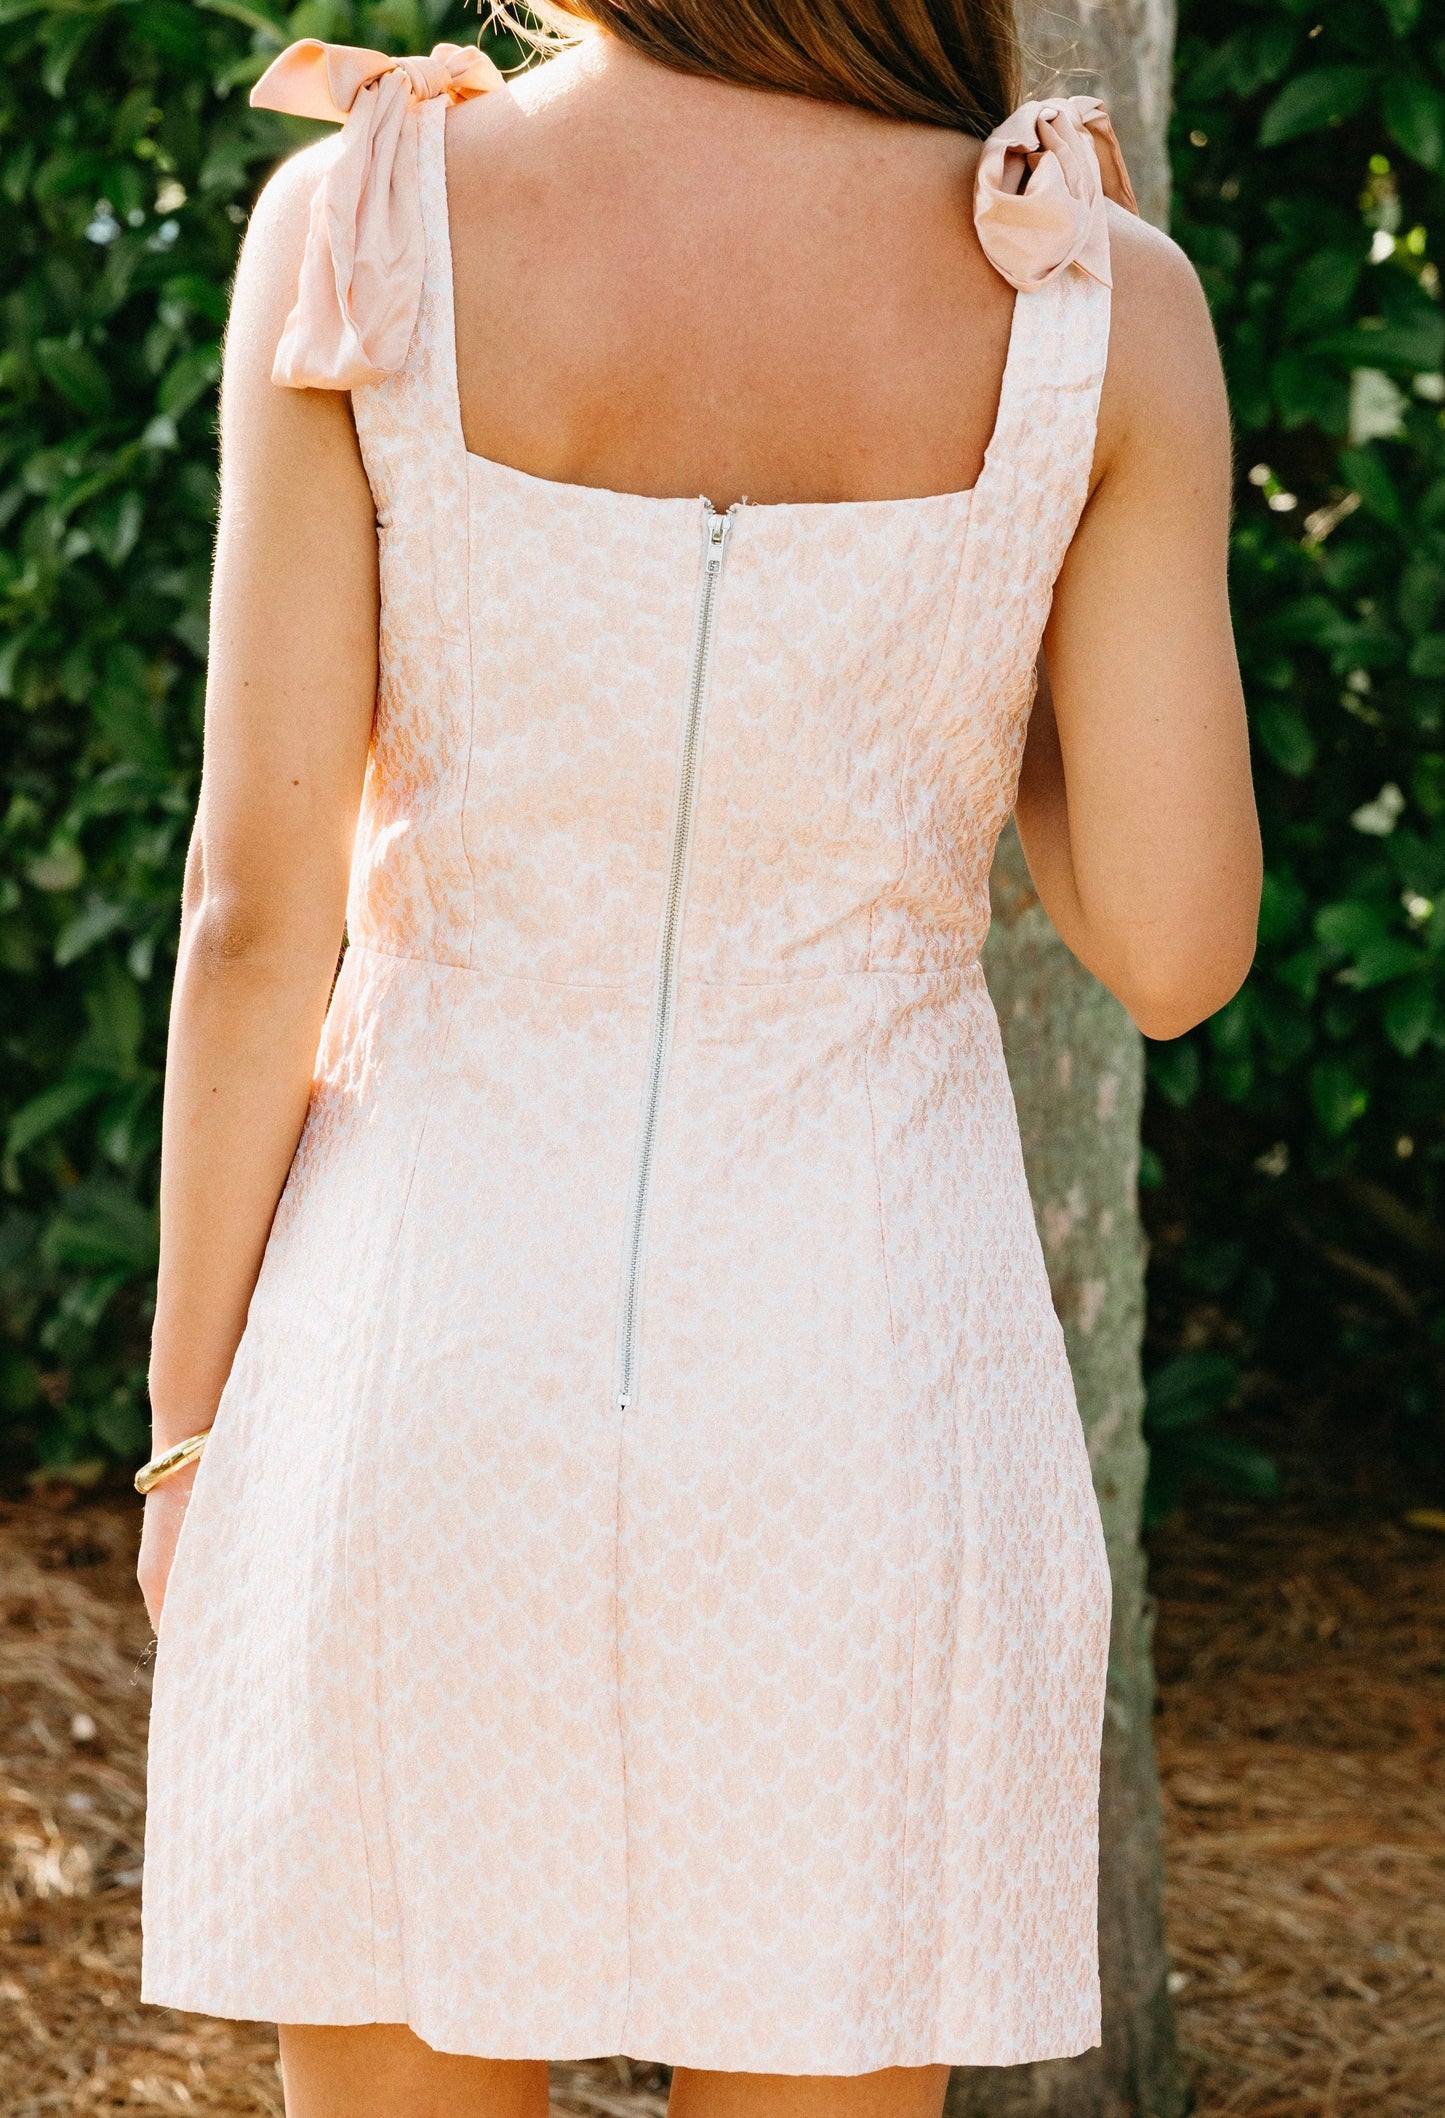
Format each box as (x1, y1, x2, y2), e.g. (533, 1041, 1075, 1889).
(250, 38, 505, 390)
(923, 101, 1136, 741)
(973, 96, 1138, 295)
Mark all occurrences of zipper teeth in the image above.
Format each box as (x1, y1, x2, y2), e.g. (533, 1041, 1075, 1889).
(617, 505, 732, 1411)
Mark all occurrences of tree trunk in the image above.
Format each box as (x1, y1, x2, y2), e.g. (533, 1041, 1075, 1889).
(949, 10, 1183, 2116)
(1015, 0, 1176, 226)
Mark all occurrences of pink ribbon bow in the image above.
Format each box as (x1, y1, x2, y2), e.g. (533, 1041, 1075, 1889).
(250, 38, 505, 390)
(974, 96, 1139, 294)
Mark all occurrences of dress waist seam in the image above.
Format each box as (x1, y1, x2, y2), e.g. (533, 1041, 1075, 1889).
(344, 939, 986, 991)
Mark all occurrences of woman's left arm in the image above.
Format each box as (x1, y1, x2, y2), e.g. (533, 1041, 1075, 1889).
(1013, 208, 1262, 1043)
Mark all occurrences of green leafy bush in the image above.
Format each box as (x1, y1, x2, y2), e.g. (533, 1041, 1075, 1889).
(1148, 0, 1445, 1502)
(1142, 1351, 1281, 1525)
(0, 0, 487, 1471)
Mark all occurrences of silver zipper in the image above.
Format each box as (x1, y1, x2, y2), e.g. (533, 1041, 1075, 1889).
(616, 501, 735, 1415)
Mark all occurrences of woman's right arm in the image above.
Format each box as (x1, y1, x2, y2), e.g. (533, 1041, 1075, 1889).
(138, 150, 379, 1629)
(1013, 211, 1261, 1042)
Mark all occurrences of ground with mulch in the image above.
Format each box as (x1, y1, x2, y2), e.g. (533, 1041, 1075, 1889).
(1, 1477, 1441, 2116)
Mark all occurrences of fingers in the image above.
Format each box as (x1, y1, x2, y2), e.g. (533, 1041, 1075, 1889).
(136, 1479, 195, 1630)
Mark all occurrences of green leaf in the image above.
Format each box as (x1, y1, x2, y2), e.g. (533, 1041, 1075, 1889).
(1258, 66, 1375, 148)
(26, 844, 84, 892)
(161, 274, 230, 328)
(5, 1075, 106, 1160)
(1309, 1057, 1369, 1137)
(1381, 72, 1445, 170)
(1147, 1035, 1201, 1108)
(35, 339, 114, 418)
(1286, 249, 1363, 335)
(195, 0, 287, 37)
(111, 84, 157, 154)
(53, 1270, 128, 1333)
(41, 1188, 158, 1275)
(93, 1390, 149, 1457)
(39, 9, 95, 96)
(1254, 698, 1317, 776)
(1182, 1235, 1248, 1295)
(1414, 755, 1445, 816)
(1268, 594, 1374, 652)
(1255, 991, 1313, 1070)
(157, 344, 222, 421)
(93, 1391, 149, 1457)
(1409, 634, 1445, 679)
(1178, 1431, 1281, 1499)
(1338, 937, 1425, 989)
(1383, 975, 1436, 1056)
(1145, 1353, 1242, 1434)
(1398, 562, 1445, 639)
(1142, 1453, 1185, 1531)
(1208, 992, 1254, 1058)
(1258, 869, 1309, 946)
(0, 1346, 41, 1416)
(83, 957, 146, 1075)
(54, 896, 126, 966)
(1270, 349, 1349, 432)
(129, 0, 210, 63)
(33, 145, 106, 203)
(1314, 900, 1388, 955)
(97, 1081, 158, 1169)
(88, 489, 144, 568)
(1337, 446, 1405, 530)
(92, 646, 168, 772)
(1317, 313, 1445, 375)
(1186, 20, 1297, 100)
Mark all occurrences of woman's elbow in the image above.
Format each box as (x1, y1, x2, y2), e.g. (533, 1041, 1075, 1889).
(182, 876, 344, 984)
(1118, 928, 1258, 1043)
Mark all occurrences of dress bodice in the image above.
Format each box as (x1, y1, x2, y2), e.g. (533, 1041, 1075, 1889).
(336, 99, 1112, 987)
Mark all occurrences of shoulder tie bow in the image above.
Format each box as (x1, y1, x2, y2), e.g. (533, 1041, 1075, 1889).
(250, 38, 505, 390)
(974, 96, 1139, 294)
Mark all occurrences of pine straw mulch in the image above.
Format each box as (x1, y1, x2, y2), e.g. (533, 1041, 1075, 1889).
(0, 1478, 1441, 2116)
(1149, 1491, 1445, 2117)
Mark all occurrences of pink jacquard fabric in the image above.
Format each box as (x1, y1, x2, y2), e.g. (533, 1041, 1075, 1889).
(142, 90, 1117, 2073)
(974, 95, 1138, 293)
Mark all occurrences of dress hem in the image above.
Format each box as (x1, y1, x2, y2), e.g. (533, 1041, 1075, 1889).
(137, 1979, 1102, 2075)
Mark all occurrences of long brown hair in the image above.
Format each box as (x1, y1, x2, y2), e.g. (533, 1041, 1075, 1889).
(495, 0, 1020, 140)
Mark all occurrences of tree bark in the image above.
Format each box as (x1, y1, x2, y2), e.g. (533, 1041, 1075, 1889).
(1014, 0, 1176, 226)
(949, 10, 1183, 2116)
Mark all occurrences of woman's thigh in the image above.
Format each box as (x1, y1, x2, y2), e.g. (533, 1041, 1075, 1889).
(276, 2025, 550, 2118)
(668, 2066, 951, 2118)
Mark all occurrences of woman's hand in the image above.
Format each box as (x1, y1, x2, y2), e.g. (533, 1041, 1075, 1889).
(137, 1466, 199, 1632)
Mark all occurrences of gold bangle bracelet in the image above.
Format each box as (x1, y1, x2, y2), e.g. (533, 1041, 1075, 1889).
(134, 1429, 211, 1496)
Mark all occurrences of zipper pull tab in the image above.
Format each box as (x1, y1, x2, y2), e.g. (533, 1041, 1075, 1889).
(702, 504, 732, 572)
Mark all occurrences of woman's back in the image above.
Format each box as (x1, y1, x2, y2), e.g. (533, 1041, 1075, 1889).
(445, 37, 1019, 506)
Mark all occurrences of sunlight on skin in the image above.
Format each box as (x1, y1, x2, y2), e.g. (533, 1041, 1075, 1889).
(276, 2028, 950, 2118)
(276, 2028, 550, 2118)
(669, 2063, 952, 2118)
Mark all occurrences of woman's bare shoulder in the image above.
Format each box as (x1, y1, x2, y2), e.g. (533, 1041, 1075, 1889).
(229, 142, 335, 374)
(223, 139, 362, 483)
(1097, 203, 1229, 485)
